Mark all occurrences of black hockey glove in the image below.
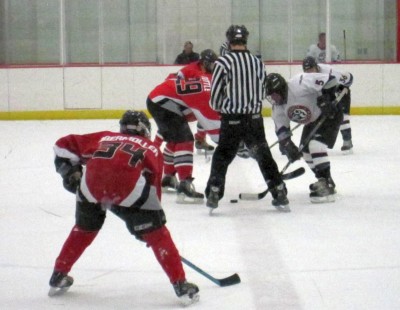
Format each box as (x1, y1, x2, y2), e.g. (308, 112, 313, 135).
(279, 138, 302, 163)
(317, 95, 337, 119)
(55, 156, 82, 194)
(62, 165, 82, 194)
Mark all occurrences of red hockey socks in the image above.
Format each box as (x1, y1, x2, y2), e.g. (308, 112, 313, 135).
(163, 141, 193, 180)
(142, 226, 186, 284)
(174, 141, 194, 180)
(163, 142, 176, 176)
(54, 225, 98, 274)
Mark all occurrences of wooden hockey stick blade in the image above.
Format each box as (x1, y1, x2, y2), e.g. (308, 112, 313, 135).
(239, 167, 305, 200)
(181, 256, 241, 287)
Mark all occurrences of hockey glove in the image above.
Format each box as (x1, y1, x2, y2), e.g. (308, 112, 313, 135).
(279, 138, 302, 163)
(62, 165, 82, 194)
(317, 95, 337, 119)
(55, 156, 82, 194)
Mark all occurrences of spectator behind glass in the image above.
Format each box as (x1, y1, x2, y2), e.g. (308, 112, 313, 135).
(306, 32, 340, 63)
(174, 41, 200, 64)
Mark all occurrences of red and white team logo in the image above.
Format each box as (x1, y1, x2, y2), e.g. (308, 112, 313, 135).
(287, 105, 312, 124)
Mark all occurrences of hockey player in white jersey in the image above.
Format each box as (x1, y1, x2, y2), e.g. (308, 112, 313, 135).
(303, 56, 354, 152)
(266, 72, 343, 203)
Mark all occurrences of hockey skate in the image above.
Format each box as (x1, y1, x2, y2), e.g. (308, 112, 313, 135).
(206, 186, 220, 213)
(309, 177, 336, 203)
(48, 271, 74, 297)
(173, 280, 200, 306)
(195, 138, 214, 154)
(176, 178, 204, 204)
(270, 183, 290, 212)
(161, 174, 178, 193)
(341, 139, 353, 154)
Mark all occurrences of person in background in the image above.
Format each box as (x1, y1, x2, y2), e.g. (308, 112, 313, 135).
(307, 32, 340, 63)
(48, 110, 199, 306)
(174, 41, 200, 64)
(302, 56, 354, 152)
(205, 25, 290, 212)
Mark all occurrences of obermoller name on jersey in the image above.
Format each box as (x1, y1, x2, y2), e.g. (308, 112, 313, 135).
(100, 135, 159, 155)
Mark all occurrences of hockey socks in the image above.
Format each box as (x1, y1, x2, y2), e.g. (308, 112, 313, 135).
(54, 225, 98, 274)
(142, 226, 186, 284)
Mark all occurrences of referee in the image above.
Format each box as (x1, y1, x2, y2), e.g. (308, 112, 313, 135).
(205, 24, 290, 212)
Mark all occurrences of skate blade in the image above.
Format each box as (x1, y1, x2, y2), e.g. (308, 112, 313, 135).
(273, 204, 291, 212)
(176, 193, 204, 204)
(207, 203, 218, 215)
(196, 148, 214, 154)
(341, 149, 353, 155)
(162, 187, 177, 194)
(310, 194, 335, 204)
(179, 293, 200, 306)
(48, 286, 70, 297)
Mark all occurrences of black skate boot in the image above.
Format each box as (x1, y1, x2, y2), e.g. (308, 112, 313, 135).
(309, 177, 336, 203)
(176, 178, 204, 204)
(341, 139, 353, 153)
(48, 271, 74, 296)
(161, 174, 178, 193)
(270, 183, 290, 212)
(173, 280, 200, 306)
(309, 177, 336, 193)
(195, 138, 214, 153)
(206, 186, 220, 211)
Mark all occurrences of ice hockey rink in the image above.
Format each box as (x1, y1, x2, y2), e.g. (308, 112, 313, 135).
(1, 115, 399, 310)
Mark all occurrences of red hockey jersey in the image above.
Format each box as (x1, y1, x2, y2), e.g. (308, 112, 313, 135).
(148, 73, 220, 143)
(54, 131, 163, 208)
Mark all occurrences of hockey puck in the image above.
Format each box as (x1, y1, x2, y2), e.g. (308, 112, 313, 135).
(230, 199, 238, 203)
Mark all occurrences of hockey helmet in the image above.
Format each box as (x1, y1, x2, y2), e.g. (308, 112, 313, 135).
(200, 49, 218, 73)
(266, 73, 288, 105)
(119, 110, 151, 138)
(302, 56, 318, 72)
(226, 25, 249, 45)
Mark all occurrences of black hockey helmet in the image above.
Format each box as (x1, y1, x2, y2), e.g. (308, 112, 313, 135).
(302, 56, 318, 72)
(119, 110, 151, 138)
(266, 73, 288, 105)
(226, 25, 249, 45)
(200, 49, 218, 73)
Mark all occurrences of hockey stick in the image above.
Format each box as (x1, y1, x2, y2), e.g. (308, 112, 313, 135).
(239, 88, 349, 201)
(239, 167, 305, 200)
(180, 256, 241, 287)
(269, 123, 302, 149)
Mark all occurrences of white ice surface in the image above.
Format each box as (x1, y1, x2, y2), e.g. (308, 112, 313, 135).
(0, 116, 399, 309)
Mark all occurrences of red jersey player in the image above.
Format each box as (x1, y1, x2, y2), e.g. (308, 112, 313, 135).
(48, 110, 199, 305)
(147, 49, 219, 204)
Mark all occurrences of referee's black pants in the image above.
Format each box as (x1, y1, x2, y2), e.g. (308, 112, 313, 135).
(205, 113, 282, 199)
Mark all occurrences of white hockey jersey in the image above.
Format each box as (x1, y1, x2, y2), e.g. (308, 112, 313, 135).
(272, 72, 337, 139)
(317, 63, 353, 88)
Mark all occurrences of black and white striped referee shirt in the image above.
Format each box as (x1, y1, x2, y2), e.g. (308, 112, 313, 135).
(210, 50, 267, 114)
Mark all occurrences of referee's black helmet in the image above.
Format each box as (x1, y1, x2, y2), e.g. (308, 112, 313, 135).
(226, 25, 249, 45)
